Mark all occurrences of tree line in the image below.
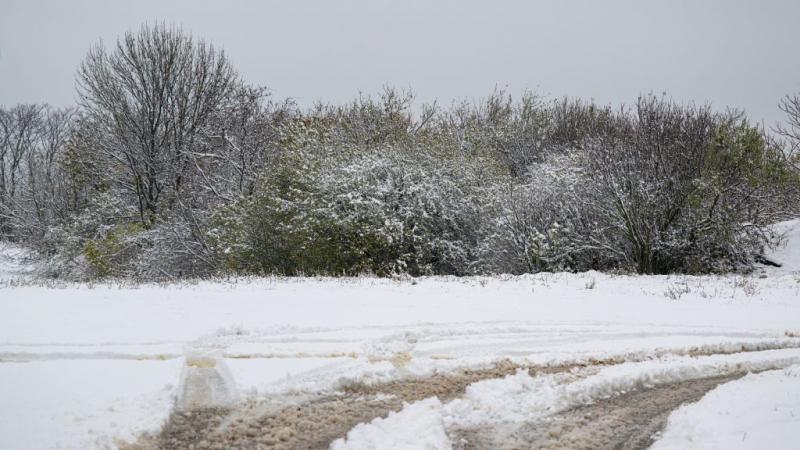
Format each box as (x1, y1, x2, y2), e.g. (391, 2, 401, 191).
(2, 24, 799, 279)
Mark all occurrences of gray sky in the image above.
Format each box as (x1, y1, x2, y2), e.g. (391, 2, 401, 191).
(1, 0, 799, 126)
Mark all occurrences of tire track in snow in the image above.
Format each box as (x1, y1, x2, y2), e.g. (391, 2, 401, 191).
(451, 373, 744, 450)
(333, 348, 800, 449)
(116, 336, 800, 449)
(129, 360, 588, 450)
(4, 323, 797, 363)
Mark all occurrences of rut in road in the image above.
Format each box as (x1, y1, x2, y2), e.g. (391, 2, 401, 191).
(124, 359, 588, 450)
(122, 341, 796, 450)
(450, 373, 744, 450)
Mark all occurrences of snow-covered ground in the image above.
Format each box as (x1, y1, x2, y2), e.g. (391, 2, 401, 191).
(652, 365, 800, 450)
(0, 359, 180, 450)
(0, 220, 798, 449)
(331, 398, 451, 450)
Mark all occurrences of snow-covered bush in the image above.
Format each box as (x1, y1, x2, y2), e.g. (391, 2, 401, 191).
(207, 147, 323, 275)
(4, 53, 798, 280)
(116, 212, 216, 280)
(37, 192, 139, 278)
(317, 149, 486, 275)
(580, 97, 796, 273)
(478, 96, 798, 275)
(479, 154, 619, 273)
(208, 143, 489, 276)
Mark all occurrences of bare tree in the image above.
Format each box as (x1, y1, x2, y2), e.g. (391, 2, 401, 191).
(0, 105, 77, 241)
(0, 104, 44, 237)
(0, 105, 42, 202)
(776, 93, 800, 172)
(77, 23, 237, 226)
(197, 85, 295, 199)
(25, 107, 76, 228)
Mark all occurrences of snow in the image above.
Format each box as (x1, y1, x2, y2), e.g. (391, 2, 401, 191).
(442, 348, 800, 428)
(326, 349, 800, 449)
(330, 397, 452, 450)
(651, 365, 800, 450)
(0, 359, 180, 450)
(3, 274, 799, 347)
(226, 357, 341, 395)
(334, 350, 800, 448)
(0, 242, 33, 282)
(1, 236, 800, 448)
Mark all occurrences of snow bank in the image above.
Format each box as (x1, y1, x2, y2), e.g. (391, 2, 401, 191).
(220, 333, 800, 398)
(650, 364, 800, 450)
(330, 397, 451, 450)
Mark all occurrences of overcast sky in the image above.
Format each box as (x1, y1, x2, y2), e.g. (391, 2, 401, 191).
(1, 0, 799, 126)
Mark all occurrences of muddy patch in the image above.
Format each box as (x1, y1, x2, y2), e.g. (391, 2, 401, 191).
(129, 359, 580, 450)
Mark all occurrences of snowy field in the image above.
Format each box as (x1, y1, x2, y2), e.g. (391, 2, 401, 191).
(1, 221, 799, 449)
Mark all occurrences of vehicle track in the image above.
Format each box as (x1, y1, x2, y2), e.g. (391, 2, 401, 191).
(123, 360, 581, 450)
(122, 342, 799, 450)
(450, 373, 744, 450)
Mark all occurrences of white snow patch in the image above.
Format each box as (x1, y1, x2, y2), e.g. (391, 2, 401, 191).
(650, 364, 800, 450)
(330, 397, 452, 450)
(227, 357, 341, 394)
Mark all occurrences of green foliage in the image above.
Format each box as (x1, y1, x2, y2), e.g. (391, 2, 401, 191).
(208, 144, 329, 275)
(11, 86, 799, 279)
(81, 223, 144, 278)
(207, 144, 487, 276)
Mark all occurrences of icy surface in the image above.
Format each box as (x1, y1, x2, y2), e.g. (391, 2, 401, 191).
(651, 365, 800, 450)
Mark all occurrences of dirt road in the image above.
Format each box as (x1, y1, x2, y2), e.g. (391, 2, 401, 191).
(131, 360, 530, 449)
(450, 373, 742, 450)
(123, 358, 743, 450)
